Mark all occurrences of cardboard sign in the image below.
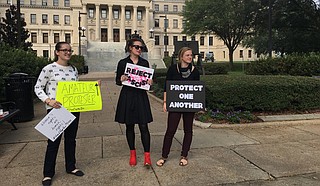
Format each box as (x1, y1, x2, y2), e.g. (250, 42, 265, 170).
(35, 106, 76, 142)
(166, 81, 205, 112)
(56, 81, 102, 112)
(122, 63, 154, 90)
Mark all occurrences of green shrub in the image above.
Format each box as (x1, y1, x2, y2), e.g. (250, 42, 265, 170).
(69, 55, 85, 73)
(246, 53, 320, 76)
(202, 63, 228, 75)
(202, 75, 320, 112)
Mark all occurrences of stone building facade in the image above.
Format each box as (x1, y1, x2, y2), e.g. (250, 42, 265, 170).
(0, 0, 257, 69)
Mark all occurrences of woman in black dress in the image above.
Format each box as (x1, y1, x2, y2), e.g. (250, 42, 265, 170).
(115, 38, 153, 167)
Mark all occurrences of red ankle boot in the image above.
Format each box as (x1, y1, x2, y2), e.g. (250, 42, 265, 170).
(129, 150, 137, 166)
(144, 152, 151, 166)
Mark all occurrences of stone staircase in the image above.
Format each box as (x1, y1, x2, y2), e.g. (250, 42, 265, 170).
(85, 41, 167, 72)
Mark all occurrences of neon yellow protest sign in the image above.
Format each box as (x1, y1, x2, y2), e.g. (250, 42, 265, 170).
(56, 81, 102, 112)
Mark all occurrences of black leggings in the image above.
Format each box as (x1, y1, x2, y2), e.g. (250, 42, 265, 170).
(125, 124, 150, 152)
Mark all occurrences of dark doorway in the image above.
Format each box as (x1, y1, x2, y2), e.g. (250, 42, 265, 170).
(125, 29, 131, 41)
(101, 28, 107, 42)
(113, 29, 120, 42)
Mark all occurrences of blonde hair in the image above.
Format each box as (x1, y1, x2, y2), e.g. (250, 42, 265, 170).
(177, 47, 193, 64)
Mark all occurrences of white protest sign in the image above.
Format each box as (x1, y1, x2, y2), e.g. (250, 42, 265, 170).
(122, 63, 154, 90)
(35, 106, 76, 142)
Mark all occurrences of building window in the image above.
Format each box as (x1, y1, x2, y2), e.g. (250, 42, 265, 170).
(182, 20, 186, 28)
(200, 36, 204, 45)
(173, 5, 178, 12)
(164, 19, 169, 29)
(155, 35, 160, 45)
(20, 0, 24, 5)
(125, 10, 131, 20)
(54, 33, 59, 43)
(182, 36, 187, 41)
(223, 51, 226, 58)
(209, 36, 213, 46)
(53, 15, 59, 24)
(21, 13, 25, 21)
(64, 15, 70, 25)
(164, 5, 168, 12)
(248, 50, 252, 58)
(164, 35, 168, 46)
(7, 0, 11, 4)
(173, 36, 178, 43)
(155, 19, 159, 28)
(173, 19, 178, 28)
(31, 32, 37, 43)
(31, 14, 36, 24)
(64, 0, 70, 7)
(65, 33, 71, 43)
(43, 50, 49, 58)
(113, 10, 119, 19)
(101, 9, 107, 19)
(137, 11, 142, 20)
(42, 0, 47, 6)
(43, 33, 48, 43)
(89, 9, 94, 18)
(53, 0, 58, 6)
(155, 4, 159, 11)
(42, 14, 48, 24)
(191, 36, 195, 41)
(240, 50, 243, 58)
(200, 52, 205, 59)
(30, 0, 36, 5)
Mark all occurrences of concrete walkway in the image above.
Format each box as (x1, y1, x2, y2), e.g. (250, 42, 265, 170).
(1, 72, 320, 185)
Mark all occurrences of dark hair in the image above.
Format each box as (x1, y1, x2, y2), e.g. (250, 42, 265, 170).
(125, 38, 148, 53)
(53, 41, 70, 61)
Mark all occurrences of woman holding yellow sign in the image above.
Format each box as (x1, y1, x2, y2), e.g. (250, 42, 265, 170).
(115, 38, 153, 167)
(34, 42, 84, 186)
(156, 47, 200, 167)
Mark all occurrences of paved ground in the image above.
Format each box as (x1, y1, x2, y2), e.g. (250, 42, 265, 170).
(1, 72, 320, 186)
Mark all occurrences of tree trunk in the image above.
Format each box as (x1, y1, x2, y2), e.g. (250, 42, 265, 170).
(228, 48, 234, 70)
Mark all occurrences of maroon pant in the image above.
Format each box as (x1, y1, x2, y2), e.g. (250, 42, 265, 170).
(161, 112, 195, 158)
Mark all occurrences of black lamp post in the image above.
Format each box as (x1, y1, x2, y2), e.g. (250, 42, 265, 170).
(160, 15, 168, 57)
(267, 0, 272, 57)
(78, 11, 87, 55)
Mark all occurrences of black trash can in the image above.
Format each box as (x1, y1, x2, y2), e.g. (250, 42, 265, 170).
(83, 65, 89, 74)
(4, 73, 35, 122)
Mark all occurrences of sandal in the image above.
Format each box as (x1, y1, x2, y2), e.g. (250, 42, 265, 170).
(179, 156, 188, 166)
(67, 169, 85, 177)
(156, 157, 167, 167)
(42, 177, 52, 186)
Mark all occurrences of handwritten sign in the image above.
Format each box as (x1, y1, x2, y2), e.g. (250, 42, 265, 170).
(35, 106, 76, 142)
(166, 81, 205, 112)
(122, 63, 154, 90)
(56, 81, 102, 112)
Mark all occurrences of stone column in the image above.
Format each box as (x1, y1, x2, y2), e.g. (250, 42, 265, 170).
(133, 6, 137, 32)
(95, 4, 100, 41)
(108, 4, 113, 42)
(144, 7, 150, 40)
(120, 5, 126, 42)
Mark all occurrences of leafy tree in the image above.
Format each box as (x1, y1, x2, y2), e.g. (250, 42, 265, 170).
(244, 0, 320, 56)
(183, 0, 259, 66)
(0, 5, 32, 50)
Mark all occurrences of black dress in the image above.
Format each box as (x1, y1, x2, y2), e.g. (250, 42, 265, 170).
(115, 56, 153, 125)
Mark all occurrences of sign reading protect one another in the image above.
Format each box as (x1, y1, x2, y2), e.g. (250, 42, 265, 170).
(56, 81, 102, 112)
(166, 81, 205, 112)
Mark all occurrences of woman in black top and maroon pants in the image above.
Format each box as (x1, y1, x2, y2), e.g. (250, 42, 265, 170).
(156, 47, 200, 167)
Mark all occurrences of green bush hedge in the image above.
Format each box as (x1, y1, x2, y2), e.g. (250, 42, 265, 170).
(202, 63, 228, 75)
(202, 75, 320, 112)
(246, 53, 320, 76)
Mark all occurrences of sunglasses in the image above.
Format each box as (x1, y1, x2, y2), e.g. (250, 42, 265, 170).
(132, 45, 144, 50)
(59, 49, 73, 53)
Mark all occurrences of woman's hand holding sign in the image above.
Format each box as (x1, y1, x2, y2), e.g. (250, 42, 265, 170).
(45, 98, 62, 109)
(121, 75, 128, 82)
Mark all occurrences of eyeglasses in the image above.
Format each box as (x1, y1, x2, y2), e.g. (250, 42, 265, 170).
(58, 49, 73, 53)
(132, 45, 144, 50)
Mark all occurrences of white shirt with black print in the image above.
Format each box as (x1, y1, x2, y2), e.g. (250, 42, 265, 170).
(34, 62, 78, 110)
